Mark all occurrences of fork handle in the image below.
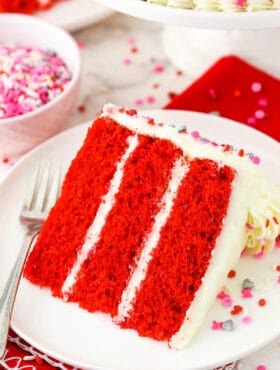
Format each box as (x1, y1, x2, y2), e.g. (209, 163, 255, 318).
(0, 228, 39, 359)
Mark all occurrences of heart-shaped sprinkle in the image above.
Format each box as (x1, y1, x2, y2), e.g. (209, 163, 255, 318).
(242, 278, 255, 289)
(222, 319, 235, 331)
(231, 305, 243, 315)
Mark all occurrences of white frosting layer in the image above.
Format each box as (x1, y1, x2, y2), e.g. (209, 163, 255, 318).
(101, 104, 279, 348)
(115, 157, 189, 323)
(61, 134, 139, 298)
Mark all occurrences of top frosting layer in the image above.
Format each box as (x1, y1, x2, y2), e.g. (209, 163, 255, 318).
(101, 103, 280, 255)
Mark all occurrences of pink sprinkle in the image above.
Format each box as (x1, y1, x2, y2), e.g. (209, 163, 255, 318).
(247, 116, 257, 126)
(122, 57, 132, 65)
(210, 141, 219, 147)
(217, 291, 228, 299)
(135, 98, 144, 106)
(242, 288, 253, 298)
(153, 64, 165, 74)
(241, 315, 253, 325)
(212, 320, 223, 330)
(256, 366, 267, 370)
(246, 223, 254, 230)
(208, 87, 217, 100)
(251, 156, 261, 165)
(236, 0, 245, 6)
(258, 98, 268, 107)
(222, 295, 233, 308)
(277, 276, 280, 284)
(127, 37, 136, 45)
(251, 82, 263, 93)
(255, 109, 265, 120)
(241, 248, 248, 257)
(104, 106, 114, 114)
(146, 95, 156, 104)
(254, 251, 264, 259)
(276, 239, 280, 248)
(191, 131, 200, 139)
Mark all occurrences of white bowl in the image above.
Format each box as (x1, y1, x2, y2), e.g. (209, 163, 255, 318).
(0, 14, 81, 157)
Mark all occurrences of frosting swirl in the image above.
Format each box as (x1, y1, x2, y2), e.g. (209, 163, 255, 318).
(167, 0, 195, 8)
(194, 0, 220, 10)
(245, 181, 280, 254)
(247, 0, 273, 10)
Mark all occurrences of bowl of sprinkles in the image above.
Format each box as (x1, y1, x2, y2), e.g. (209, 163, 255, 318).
(0, 13, 81, 157)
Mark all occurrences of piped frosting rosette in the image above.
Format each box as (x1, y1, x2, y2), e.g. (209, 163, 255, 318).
(147, 0, 167, 4)
(194, 0, 220, 10)
(167, 0, 195, 8)
(245, 181, 280, 255)
(219, 0, 247, 11)
(273, 0, 280, 8)
(245, 0, 273, 9)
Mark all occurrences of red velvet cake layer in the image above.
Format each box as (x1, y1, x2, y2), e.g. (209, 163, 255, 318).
(121, 159, 235, 341)
(24, 118, 132, 296)
(68, 135, 182, 316)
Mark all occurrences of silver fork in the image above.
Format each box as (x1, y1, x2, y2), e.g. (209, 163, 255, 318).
(0, 162, 61, 358)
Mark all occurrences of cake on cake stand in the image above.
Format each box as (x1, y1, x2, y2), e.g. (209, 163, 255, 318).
(96, 0, 280, 77)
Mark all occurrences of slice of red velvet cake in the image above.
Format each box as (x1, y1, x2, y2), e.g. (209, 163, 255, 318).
(24, 104, 280, 349)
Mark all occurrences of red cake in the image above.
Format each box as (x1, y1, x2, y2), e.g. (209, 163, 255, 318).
(24, 104, 280, 349)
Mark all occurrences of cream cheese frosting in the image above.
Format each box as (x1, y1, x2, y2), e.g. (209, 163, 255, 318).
(100, 104, 279, 347)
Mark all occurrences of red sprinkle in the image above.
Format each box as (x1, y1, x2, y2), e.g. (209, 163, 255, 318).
(130, 47, 138, 54)
(34, 356, 44, 365)
(126, 109, 137, 116)
(231, 305, 243, 315)
(238, 149, 244, 157)
(276, 265, 280, 272)
(176, 70, 183, 76)
(228, 269, 236, 278)
(2, 157, 9, 164)
(223, 144, 231, 152)
(273, 217, 279, 225)
(258, 298, 267, 307)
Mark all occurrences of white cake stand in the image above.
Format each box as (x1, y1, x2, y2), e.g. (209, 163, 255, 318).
(96, 0, 280, 77)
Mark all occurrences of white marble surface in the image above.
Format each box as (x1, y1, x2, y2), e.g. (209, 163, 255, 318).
(0, 10, 279, 370)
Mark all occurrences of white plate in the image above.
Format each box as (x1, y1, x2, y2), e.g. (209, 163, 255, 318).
(0, 110, 280, 370)
(36, 0, 114, 31)
(95, 0, 280, 29)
